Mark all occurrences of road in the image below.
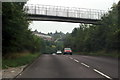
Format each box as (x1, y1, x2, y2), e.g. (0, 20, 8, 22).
(17, 54, 118, 79)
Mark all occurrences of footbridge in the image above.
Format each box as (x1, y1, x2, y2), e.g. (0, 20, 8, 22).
(24, 4, 106, 24)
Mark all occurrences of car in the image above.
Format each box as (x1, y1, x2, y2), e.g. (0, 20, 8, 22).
(63, 48, 72, 55)
(52, 53, 56, 55)
(56, 50, 62, 55)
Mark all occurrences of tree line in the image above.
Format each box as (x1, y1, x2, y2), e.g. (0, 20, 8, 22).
(64, 2, 120, 54)
(2, 2, 47, 57)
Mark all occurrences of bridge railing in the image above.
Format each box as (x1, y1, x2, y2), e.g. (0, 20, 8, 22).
(24, 4, 106, 20)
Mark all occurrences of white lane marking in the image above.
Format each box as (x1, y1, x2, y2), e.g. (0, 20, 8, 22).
(74, 59, 79, 63)
(81, 63, 90, 68)
(69, 57, 73, 59)
(93, 69, 112, 80)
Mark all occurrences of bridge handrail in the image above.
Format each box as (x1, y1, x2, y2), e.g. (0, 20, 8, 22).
(24, 4, 107, 20)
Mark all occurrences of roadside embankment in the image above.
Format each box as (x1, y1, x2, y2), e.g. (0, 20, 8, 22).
(2, 53, 41, 78)
(73, 51, 119, 58)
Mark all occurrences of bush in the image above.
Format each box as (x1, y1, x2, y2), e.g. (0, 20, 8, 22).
(2, 53, 40, 69)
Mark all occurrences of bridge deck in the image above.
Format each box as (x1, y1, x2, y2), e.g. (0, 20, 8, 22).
(28, 14, 100, 24)
(25, 4, 106, 24)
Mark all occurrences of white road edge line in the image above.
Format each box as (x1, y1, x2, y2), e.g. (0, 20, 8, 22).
(93, 69, 112, 80)
(81, 63, 90, 68)
(74, 59, 79, 63)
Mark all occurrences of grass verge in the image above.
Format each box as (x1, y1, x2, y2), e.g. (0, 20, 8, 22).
(74, 51, 119, 58)
(2, 53, 40, 69)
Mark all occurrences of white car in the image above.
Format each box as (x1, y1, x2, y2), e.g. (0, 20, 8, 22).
(52, 53, 56, 55)
(56, 50, 62, 55)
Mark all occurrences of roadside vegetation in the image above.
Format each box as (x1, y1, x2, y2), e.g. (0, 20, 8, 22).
(2, 53, 40, 69)
(74, 51, 118, 58)
(2, 2, 63, 69)
(64, 2, 120, 57)
(2, 3, 45, 55)
(2, 2, 46, 69)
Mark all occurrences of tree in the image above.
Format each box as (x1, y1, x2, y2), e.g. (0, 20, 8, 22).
(3, 3, 29, 54)
(2, 2, 46, 56)
(64, 2, 120, 53)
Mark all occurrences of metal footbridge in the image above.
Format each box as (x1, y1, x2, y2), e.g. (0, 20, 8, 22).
(24, 4, 106, 24)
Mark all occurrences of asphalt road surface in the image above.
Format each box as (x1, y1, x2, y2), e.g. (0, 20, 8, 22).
(17, 54, 118, 79)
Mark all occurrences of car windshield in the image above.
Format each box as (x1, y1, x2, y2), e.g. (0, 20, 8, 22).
(57, 50, 62, 52)
(57, 50, 61, 52)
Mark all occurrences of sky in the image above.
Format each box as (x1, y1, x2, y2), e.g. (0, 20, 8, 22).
(26, 0, 119, 34)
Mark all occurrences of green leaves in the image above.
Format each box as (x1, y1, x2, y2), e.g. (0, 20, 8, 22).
(2, 3, 46, 56)
(64, 2, 120, 53)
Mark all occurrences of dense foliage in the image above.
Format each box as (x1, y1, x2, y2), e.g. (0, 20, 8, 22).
(2, 2, 46, 56)
(64, 2, 120, 54)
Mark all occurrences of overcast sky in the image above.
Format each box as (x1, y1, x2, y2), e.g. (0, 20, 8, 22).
(26, 0, 119, 34)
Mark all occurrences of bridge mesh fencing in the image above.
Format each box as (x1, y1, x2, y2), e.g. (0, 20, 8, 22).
(24, 4, 107, 20)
